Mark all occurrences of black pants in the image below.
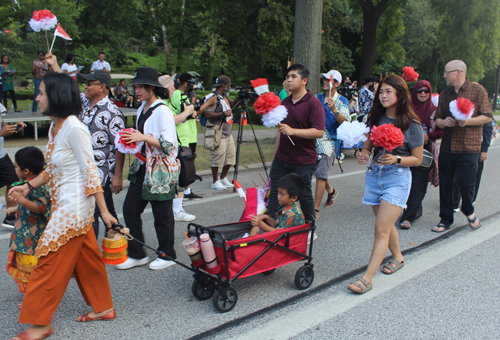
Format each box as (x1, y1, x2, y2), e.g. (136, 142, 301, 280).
(189, 142, 197, 155)
(92, 178, 119, 237)
(439, 152, 479, 227)
(122, 165, 176, 260)
(453, 159, 484, 206)
(267, 158, 316, 223)
(400, 166, 430, 223)
(3, 90, 17, 109)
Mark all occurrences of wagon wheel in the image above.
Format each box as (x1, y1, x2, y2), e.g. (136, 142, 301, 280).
(354, 149, 358, 158)
(212, 287, 238, 313)
(192, 279, 215, 301)
(263, 269, 276, 276)
(294, 265, 314, 290)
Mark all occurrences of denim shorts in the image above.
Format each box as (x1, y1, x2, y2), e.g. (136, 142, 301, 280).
(362, 163, 411, 209)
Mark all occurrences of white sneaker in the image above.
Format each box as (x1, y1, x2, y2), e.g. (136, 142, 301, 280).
(115, 256, 150, 270)
(174, 209, 196, 222)
(149, 258, 176, 270)
(307, 232, 318, 245)
(211, 180, 226, 190)
(219, 177, 234, 188)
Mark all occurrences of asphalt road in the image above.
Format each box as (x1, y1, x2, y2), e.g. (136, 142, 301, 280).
(1, 144, 500, 340)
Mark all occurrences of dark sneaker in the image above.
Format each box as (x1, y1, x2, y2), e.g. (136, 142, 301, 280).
(2, 215, 16, 228)
(185, 192, 204, 200)
(325, 189, 339, 208)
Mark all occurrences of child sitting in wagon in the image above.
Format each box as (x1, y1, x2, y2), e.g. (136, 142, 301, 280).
(249, 173, 305, 236)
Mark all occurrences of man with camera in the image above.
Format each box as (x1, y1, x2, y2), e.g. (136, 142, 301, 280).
(165, 72, 205, 221)
(358, 77, 377, 122)
(203, 75, 242, 190)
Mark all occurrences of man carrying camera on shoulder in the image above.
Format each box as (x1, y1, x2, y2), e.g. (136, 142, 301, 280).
(202, 75, 242, 191)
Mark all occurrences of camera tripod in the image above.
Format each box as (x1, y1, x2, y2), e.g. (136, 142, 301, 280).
(232, 98, 268, 192)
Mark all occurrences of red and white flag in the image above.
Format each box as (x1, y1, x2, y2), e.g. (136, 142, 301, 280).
(54, 23, 72, 40)
(234, 180, 246, 200)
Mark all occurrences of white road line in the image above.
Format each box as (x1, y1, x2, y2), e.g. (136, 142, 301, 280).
(233, 219, 500, 340)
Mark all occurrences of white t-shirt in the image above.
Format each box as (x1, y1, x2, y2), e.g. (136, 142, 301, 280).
(61, 63, 78, 76)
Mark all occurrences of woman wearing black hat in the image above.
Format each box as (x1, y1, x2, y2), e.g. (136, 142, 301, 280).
(117, 67, 179, 271)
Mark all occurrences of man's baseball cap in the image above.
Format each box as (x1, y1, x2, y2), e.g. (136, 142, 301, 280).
(214, 75, 231, 87)
(79, 70, 112, 89)
(178, 72, 193, 83)
(320, 70, 342, 84)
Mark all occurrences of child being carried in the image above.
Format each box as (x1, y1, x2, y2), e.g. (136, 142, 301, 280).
(250, 173, 305, 236)
(6, 147, 51, 300)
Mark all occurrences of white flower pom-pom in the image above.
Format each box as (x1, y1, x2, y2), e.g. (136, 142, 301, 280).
(262, 105, 288, 128)
(431, 93, 439, 107)
(337, 121, 370, 148)
(29, 16, 58, 32)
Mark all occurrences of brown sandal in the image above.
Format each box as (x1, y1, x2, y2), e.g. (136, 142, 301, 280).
(382, 259, 404, 275)
(348, 277, 372, 294)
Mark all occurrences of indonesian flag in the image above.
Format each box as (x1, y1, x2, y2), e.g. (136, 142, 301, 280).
(234, 180, 246, 200)
(250, 78, 269, 96)
(54, 23, 72, 40)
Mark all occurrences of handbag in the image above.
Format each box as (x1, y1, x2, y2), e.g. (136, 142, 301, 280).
(419, 149, 433, 170)
(177, 137, 201, 187)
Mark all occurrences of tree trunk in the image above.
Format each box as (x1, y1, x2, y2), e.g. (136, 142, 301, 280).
(293, 0, 323, 95)
(358, 0, 390, 83)
(177, 0, 186, 73)
(148, 2, 170, 71)
(494, 64, 500, 111)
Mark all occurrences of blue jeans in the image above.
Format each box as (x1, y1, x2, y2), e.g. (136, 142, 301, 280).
(362, 164, 411, 209)
(33, 78, 42, 112)
(267, 158, 316, 223)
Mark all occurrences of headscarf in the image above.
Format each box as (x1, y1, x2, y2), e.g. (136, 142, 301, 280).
(411, 80, 436, 122)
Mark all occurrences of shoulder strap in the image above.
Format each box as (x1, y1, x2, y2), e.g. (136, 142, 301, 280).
(138, 102, 166, 133)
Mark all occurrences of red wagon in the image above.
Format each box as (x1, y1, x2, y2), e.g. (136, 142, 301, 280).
(186, 220, 315, 312)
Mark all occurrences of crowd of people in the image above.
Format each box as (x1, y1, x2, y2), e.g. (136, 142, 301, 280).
(0, 51, 495, 338)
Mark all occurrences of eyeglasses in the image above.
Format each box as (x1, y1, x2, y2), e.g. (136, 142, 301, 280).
(85, 81, 102, 87)
(443, 69, 460, 76)
(416, 88, 430, 94)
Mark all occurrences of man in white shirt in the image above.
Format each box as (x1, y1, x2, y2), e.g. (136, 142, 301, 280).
(91, 52, 111, 74)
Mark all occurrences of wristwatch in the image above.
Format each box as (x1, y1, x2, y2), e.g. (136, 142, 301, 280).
(333, 110, 339, 117)
(396, 156, 402, 164)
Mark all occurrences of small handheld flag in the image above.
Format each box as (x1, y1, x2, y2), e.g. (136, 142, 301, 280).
(50, 23, 72, 52)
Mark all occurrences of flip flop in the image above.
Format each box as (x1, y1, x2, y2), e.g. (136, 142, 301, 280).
(382, 258, 404, 275)
(468, 215, 481, 230)
(431, 223, 450, 233)
(348, 277, 372, 294)
(400, 220, 411, 229)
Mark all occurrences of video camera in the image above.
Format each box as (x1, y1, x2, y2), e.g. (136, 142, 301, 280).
(338, 84, 358, 101)
(235, 85, 258, 100)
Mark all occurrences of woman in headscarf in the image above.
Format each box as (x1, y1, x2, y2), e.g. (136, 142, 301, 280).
(399, 80, 443, 229)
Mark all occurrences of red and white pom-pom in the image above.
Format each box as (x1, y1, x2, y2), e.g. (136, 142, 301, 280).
(29, 10, 58, 32)
(251, 78, 289, 128)
(431, 93, 439, 107)
(450, 98, 475, 121)
(115, 129, 146, 162)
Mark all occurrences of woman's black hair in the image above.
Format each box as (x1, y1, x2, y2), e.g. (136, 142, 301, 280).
(1, 55, 8, 64)
(143, 84, 170, 100)
(277, 173, 305, 200)
(64, 53, 75, 64)
(37, 50, 45, 56)
(15, 147, 45, 176)
(41, 73, 82, 117)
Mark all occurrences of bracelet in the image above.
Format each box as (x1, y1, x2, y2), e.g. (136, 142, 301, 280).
(27, 182, 35, 191)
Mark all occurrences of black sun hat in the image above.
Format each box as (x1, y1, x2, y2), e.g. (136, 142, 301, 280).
(129, 67, 163, 87)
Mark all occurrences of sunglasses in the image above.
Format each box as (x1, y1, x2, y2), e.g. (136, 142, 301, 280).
(85, 81, 102, 87)
(416, 88, 430, 94)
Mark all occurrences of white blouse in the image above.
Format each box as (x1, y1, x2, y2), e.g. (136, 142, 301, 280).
(36, 115, 103, 258)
